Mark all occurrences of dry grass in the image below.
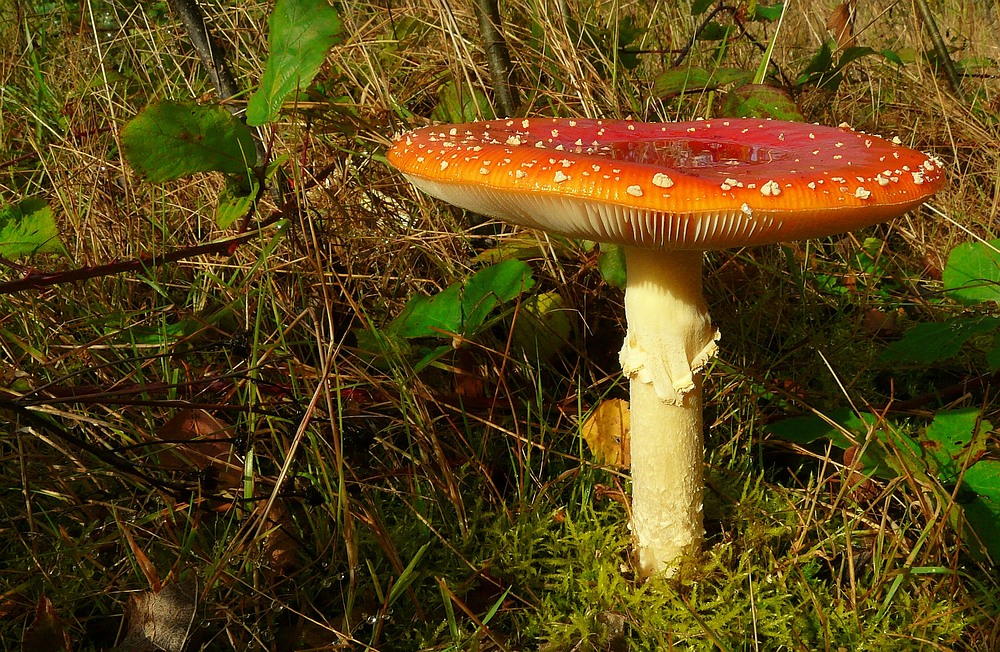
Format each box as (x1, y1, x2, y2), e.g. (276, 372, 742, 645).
(1, 0, 999, 649)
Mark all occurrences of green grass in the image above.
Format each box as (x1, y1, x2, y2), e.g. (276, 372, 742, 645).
(1, 0, 999, 649)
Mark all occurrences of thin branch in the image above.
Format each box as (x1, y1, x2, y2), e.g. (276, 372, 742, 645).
(474, 0, 520, 117)
(166, 0, 241, 102)
(0, 224, 274, 294)
(914, 0, 964, 101)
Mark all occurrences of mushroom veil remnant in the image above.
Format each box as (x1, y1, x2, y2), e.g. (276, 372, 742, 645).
(386, 117, 945, 577)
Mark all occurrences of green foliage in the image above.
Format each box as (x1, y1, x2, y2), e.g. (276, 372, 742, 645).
(881, 317, 1000, 365)
(690, 0, 715, 15)
(246, 0, 343, 126)
(884, 240, 1000, 369)
(431, 80, 495, 123)
(596, 243, 627, 289)
(922, 408, 989, 484)
(752, 2, 785, 21)
(215, 174, 259, 229)
(666, 3, 902, 113)
(796, 43, 894, 92)
(0, 197, 63, 258)
(721, 83, 805, 121)
(120, 101, 256, 182)
(358, 260, 536, 370)
(510, 290, 574, 360)
(943, 239, 1000, 303)
(387, 259, 534, 339)
(963, 461, 1000, 563)
(765, 408, 896, 477)
(768, 408, 1000, 563)
(652, 67, 754, 99)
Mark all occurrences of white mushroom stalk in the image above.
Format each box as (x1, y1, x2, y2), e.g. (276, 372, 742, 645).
(386, 117, 945, 577)
(621, 246, 717, 574)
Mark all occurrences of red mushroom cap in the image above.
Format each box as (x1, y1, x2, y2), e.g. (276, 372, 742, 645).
(387, 117, 945, 250)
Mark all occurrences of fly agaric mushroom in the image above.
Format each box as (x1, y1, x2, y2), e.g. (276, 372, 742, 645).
(386, 117, 945, 577)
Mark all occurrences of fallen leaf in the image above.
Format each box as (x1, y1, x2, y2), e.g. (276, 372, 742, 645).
(22, 595, 69, 652)
(156, 409, 241, 491)
(861, 308, 898, 337)
(114, 511, 161, 592)
(841, 445, 879, 503)
(827, 1, 857, 50)
(581, 399, 630, 468)
(120, 579, 197, 652)
(452, 347, 485, 398)
(257, 499, 300, 582)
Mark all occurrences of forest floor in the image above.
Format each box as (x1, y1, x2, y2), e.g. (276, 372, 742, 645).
(1, 0, 999, 649)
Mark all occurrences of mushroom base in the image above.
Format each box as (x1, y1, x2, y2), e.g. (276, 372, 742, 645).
(619, 247, 717, 577)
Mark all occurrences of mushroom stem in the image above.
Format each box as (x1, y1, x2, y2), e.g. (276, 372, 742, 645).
(619, 247, 718, 577)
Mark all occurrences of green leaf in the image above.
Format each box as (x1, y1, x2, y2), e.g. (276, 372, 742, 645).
(838, 46, 879, 67)
(691, 0, 715, 15)
(797, 41, 834, 81)
(721, 84, 805, 121)
(753, 2, 784, 21)
(0, 198, 63, 258)
(943, 240, 1000, 303)
(389, 283, 463, 339)
(215, 175, 258, 229)
(765, 409, 916, 479)
(430, 80, 495, 124)
(353, 327, 412, 367)
(962, 460, 1000, 564)
(462, 259, 535, 330)
(881, 48, 903, 66)
(387, 260, 534, 339)
(511, 291, 573, 360)
(652, 67, 753, 98)
(246, 0, 343, 126)
(921, 409, 990, 483)
(765, 408, 877, 451)
(597, 243, 627, 289)
(794, 44, 881, 92)
(881, 317, 1000, 364)
(696, 21, 731, 41)
(121, 101, 256, 182)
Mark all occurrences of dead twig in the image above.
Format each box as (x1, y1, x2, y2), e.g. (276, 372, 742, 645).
(474, 0, 520, 117)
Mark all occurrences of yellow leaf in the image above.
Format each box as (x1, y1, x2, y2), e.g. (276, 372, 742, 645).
(581, 399, 630, 468)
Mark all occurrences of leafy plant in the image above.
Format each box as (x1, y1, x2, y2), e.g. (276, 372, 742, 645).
(658, 0, 906, 117)
(119, 0, 342, 228)
(246, 0, 343, 126)
(120, 101, 257, 182)
(767, 407, 1000, 562)
(767, 241, 1000, 565)
(883, 240, 1000, 369)
(0, 197, 64, 259)
(796, 42, 902, 93)
(359, 259, 535, 370)
(431, 80, 495, 124)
